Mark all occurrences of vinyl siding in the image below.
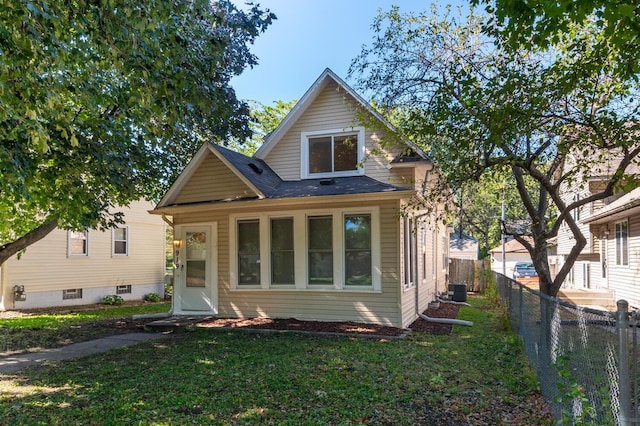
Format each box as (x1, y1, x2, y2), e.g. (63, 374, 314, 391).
(173, 198, 404, 327)
(264, 81, 405, 185)
(605, 215, 640, 307)
(174, 152, 255, 204)
(3, 200, 165, 304)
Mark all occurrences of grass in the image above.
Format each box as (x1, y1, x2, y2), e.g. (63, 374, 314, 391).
(0, 296, 554, 425)
(0, 303, 170, 354)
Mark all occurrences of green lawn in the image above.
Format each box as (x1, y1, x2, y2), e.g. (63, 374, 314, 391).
(0, 297, 553, 425)
(0, 303, 171, 354)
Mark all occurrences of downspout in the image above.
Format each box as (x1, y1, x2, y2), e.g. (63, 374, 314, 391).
(414, 164, 473, 327)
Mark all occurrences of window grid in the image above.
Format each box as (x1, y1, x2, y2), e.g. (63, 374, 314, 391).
(62, 289, 83, 300)
(116, 284, 132, 294)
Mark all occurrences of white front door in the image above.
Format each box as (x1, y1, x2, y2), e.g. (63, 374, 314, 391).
(175, 224, 217, 313)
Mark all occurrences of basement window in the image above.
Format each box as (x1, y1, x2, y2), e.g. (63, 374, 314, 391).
(62, 289, 83, 300)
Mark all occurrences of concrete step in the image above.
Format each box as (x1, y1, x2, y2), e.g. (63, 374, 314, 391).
(557, 289, 615, 309)
(144, 316, 212, 332)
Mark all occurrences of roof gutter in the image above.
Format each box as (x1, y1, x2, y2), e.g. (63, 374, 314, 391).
(150, 189, 415, 215)
(582, 199, 640, 224)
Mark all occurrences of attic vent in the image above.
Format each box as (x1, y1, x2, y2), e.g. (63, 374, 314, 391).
(319, 178, 335, 186)
(248, 163, 263, 174)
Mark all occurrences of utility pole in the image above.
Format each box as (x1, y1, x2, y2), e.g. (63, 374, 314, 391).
(501, 182, 506, 276)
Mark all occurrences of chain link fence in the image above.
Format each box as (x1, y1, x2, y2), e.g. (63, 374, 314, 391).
(494, 272, 640, 425)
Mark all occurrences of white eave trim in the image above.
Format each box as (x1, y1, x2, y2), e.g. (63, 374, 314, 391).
(150, 189, 414, 215)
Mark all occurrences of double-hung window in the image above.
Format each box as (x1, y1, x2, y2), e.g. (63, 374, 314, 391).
(271, 218, 294, 285)
(302, 127, 365, 178)
(403, 217, 415, 289)
(308, 216, 334, 285)
(68, 230, 89, 256)
(238, 220, 261, 285)
(344, 214, 372, 286)
(615, 219, 629, 266)
(112, 226, 129, 256)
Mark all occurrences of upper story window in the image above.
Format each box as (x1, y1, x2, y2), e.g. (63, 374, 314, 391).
(112, 226, 129, 256)
(301, 127, 365, 179)
(68, 230, 89, 257)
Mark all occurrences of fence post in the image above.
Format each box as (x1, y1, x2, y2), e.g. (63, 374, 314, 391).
(518, 283, 523, 336)
(618, 300, 632, 426)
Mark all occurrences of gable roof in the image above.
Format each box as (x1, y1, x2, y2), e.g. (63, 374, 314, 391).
(489, 237, 533, 254)
(155, 142, 410, 210)
(156, 143, 268, 208)
(254, 68, 429, 162)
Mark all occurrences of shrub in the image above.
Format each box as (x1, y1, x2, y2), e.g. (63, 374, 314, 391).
(143, 293, 161, 303)
(102, 295, 124, 306)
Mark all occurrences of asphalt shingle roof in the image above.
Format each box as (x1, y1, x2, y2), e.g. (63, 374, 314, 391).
(213, 143, 407, 200)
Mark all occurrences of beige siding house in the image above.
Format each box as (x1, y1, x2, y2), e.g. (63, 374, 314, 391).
(0, 200, 166, 310)
(554, 151, 640, 307)
(577, 187, 640, 307)
(152, 69, 450, 328)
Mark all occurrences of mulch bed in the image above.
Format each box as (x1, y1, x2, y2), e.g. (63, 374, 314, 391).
(196, 301, 462, 337)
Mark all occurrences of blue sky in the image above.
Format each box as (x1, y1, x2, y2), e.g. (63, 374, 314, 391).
(231, 0, 468, 106)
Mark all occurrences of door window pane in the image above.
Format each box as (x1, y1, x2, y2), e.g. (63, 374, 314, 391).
(271, 218, 294, 285)
(308, 216, 333, 285)
(238, 220, 260, 285)
(345, 215, 372, 286)
(186, 232, 207, 287)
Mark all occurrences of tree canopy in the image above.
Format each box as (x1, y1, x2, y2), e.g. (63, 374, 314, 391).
(0, 0, 275, 264)
(474, 0, 640, 78)
(350, 5, 640, 296)
(228, 99, 296, 156)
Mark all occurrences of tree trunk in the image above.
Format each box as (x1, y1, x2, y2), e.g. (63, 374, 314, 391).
(0, 219, 59, 266)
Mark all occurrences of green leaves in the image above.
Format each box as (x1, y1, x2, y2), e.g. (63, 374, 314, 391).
(0, 0, 275, 258)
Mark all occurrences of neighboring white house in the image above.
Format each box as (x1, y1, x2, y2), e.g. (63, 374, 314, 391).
(150, 68, 451, 328)
(489, 237, 534, 278)
(449, 228, 479, 260)
(0, 199, 166, 310)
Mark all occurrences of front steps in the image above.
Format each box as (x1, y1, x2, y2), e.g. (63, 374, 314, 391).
(557, 289, 616, 311)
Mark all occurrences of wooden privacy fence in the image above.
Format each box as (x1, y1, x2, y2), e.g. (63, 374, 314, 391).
(448, 258, 490, 292)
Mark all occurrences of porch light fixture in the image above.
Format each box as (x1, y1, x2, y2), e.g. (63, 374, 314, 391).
(173, 239, 182, 248)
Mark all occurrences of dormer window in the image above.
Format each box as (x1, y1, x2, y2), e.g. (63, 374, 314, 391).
(301, 127, 365, 179)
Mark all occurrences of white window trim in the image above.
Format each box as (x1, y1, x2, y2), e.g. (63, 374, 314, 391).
(615, 218, 630, 267)
(300, 127, 366, 179)
(229, 207, 381, 292)
(68, 229, 89, 257)
(111, 225, 129, 257)
(402, 217, 415, 290)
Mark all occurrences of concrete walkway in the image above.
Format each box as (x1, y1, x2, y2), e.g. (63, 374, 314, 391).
(0, 332, 169, 375)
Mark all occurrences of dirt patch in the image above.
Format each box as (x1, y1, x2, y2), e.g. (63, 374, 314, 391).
(196, 302, 462, 337)
(409, 302, 462, 335)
